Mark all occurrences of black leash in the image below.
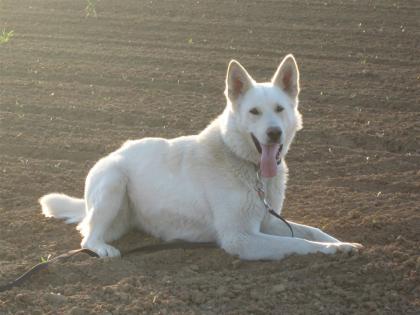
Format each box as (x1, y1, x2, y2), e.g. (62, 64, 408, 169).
(122, 241, 216, 256)
(268, 209, 294, 237)
(255, 163, 294, 238)
(0, 248, 99, 293)
(0, 242, 216, 293)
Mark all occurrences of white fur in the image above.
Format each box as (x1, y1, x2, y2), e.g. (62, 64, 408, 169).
(40, 55, 362, 259)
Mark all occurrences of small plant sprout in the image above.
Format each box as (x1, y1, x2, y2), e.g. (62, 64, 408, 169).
(0, 29, 14, 44)
(85, 0, 98, 18)
(40, 254, 52, 263)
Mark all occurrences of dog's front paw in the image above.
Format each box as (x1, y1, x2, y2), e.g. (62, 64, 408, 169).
(81, 241, 121, 257)
(335, 242, 363, 253)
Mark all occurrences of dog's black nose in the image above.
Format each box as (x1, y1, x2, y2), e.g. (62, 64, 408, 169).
(266, 127, 282, 142)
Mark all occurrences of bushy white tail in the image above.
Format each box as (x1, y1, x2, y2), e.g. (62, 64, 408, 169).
(39, 193, 86, 224)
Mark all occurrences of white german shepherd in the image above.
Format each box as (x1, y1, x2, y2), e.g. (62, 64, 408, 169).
(40, 55, 362, 260)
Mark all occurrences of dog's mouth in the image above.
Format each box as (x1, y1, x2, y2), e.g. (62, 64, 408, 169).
(251, 133, 283, 178)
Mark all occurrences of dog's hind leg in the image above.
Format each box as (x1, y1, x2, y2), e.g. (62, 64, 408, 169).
(78, 164, 129, 257)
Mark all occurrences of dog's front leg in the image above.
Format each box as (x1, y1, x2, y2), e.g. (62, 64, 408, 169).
(261, 214, 342, 243)
(220, 232, 360, 260)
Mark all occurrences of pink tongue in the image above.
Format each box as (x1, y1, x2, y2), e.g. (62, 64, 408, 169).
(260, 144, 280, 178)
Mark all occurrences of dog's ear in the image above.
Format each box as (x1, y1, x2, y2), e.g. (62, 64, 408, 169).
(225, 60, 254, 106)
(272, 54, 300, 100)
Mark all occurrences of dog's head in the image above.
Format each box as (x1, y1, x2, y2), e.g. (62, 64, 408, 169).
(224, 55, 302, 177)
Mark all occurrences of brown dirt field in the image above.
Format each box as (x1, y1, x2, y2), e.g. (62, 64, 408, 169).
(1, 0, 419, 314)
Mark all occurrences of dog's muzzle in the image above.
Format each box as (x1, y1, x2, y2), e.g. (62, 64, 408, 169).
(250, 133, 283, 178)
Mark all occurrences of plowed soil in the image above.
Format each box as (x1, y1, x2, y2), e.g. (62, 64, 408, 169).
(1, 0, 419, 314)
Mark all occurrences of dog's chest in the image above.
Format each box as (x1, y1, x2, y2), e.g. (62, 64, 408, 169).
(232, 162, 285, 213)
(262, 176, 285, 212)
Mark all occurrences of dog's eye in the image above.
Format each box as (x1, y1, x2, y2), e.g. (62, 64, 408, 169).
(249, 108, 261, 115)
(275, 105, 284, 113)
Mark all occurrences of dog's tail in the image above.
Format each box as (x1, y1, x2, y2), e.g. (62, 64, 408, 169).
(39, 193, 86, 224)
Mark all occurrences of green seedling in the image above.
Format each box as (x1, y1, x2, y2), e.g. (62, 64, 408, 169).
(0, 29, 14, 44)
(40, 254, 52, 263)
(85, 0, 98, 18)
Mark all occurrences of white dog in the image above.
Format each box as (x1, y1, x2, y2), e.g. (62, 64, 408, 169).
(40, 55, 362, 260)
